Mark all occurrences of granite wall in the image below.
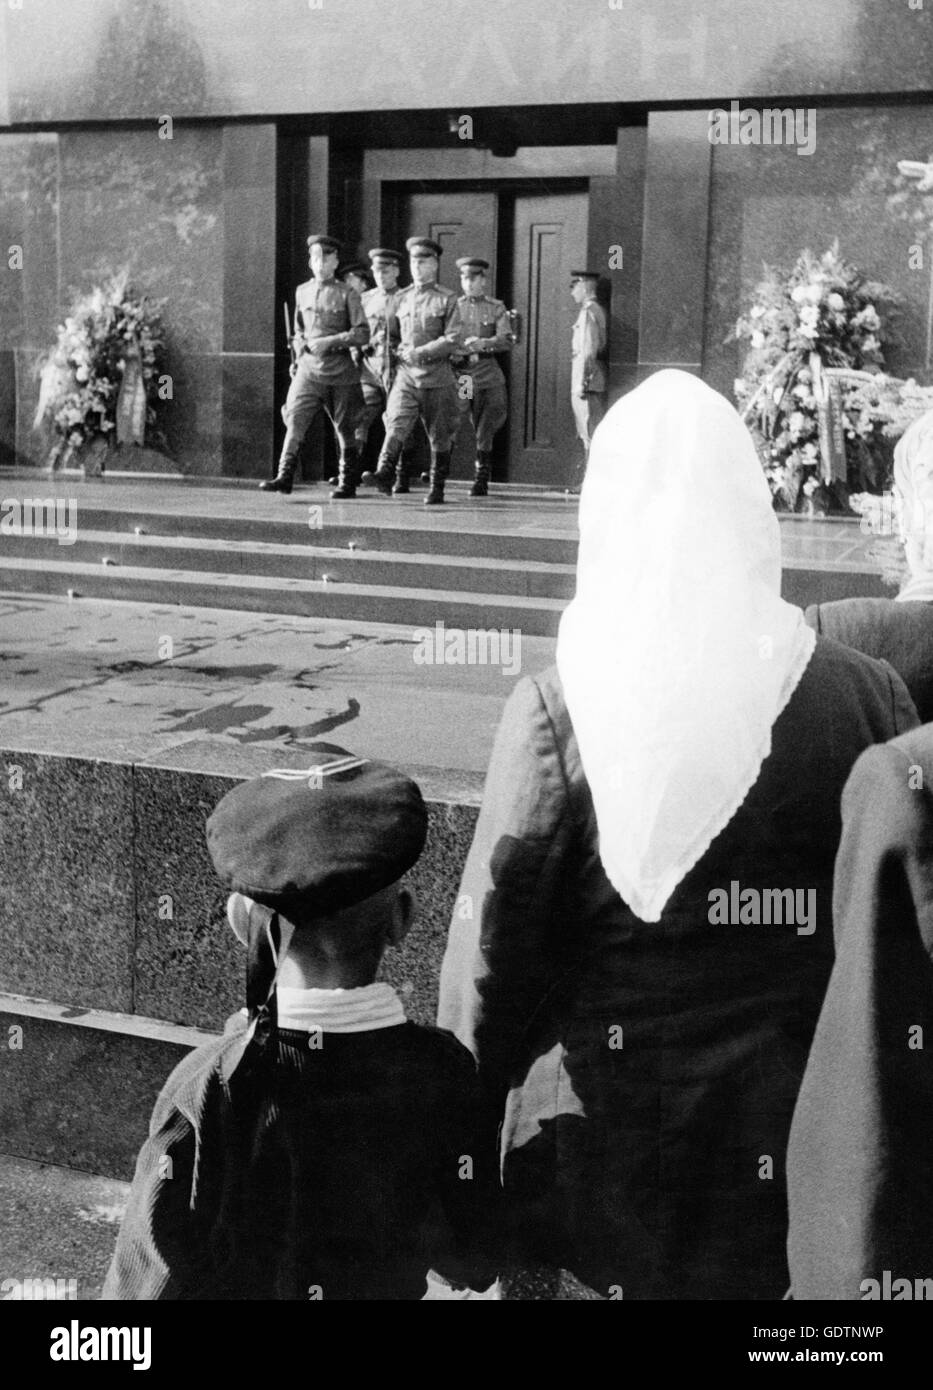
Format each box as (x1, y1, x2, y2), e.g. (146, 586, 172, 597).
(704, 104, 933, 399)
(0, 750, 479, 1032)
(0, 121, 276, 478)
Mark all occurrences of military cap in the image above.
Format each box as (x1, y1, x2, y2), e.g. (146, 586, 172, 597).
(570, 269, 599, 282)
(368, 247, 403, 266)
(339, 261, 371, 280)
(207, 743, 427, 916)
(456, 257, 490, 273)
(307, 234, 342, 255)
(406, 236, 444, 258)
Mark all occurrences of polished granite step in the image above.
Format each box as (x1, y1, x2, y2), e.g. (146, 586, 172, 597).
(0, 528, 577, 599)
(0, 556, 566, 634)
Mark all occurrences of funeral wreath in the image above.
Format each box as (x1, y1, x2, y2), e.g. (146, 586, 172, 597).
(33, 271, 167, 472)
(732, 243, 909, 512)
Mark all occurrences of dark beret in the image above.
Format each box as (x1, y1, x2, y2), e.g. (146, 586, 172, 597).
(406, 236, 443, 258)
(207, 744, 427, 916)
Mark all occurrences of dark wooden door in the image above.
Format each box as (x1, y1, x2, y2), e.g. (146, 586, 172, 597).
(509, 192, 588, 487)
(401, 190, 498, 479)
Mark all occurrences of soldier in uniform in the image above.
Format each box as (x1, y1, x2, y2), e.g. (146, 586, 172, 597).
(450, 257, 512, 498)
(340, 261, 374, 297)
(353, 247, 404, 471)
(372, 236, 461, 506)
(261, 234, 369, 500)
(569, 270, 608, 486)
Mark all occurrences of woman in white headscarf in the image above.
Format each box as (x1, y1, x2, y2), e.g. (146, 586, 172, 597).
(438, 370, 917, 1300)
(805, 409, 933, 719)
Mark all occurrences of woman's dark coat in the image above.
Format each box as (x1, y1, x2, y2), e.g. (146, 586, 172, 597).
(787, 725, 933, 1299)
(438, 637, 917, 1300)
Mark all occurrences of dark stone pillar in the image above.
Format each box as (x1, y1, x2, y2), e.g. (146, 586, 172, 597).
(221, 124, 277, 477)
(637, 110, 712, 382)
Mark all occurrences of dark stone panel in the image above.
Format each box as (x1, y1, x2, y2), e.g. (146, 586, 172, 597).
(611, 127, 647, 395)
(220, 353, 275, 479)
(0, 350, 14, 467)
(781, 567, 886, 608)
(0, 753, 134, 1011)
(639, 111, 711, 371)
(704, 104, 933, 404)
(58, 126, 224, 359)
(222, 125, 276, 356)
(0, 133, 60, 353)
(132, 763, 477, 1031)
(6, 1, 933, 122)
(0, 1010, 194, 1180)
(131, 766, 241, 1031)
(162, 352, 224, 477)
(13, 348, 47, 467)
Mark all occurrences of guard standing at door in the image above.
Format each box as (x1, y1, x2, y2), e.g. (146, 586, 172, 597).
(262, 234, 369, 500)
(450, 257, 512, 498)
(569, 269, 608, 486)
(372, 237, 461, 506)
(354, 248, 403, 468)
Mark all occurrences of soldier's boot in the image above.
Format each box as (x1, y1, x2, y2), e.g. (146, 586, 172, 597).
(424, 450, 451, 506)
(391, 457, 410, 495)
(372, 436, 403, 496)
(469, 451, 492, 498)
(330, 448, 361, 500)
(259, 455, 297, 494)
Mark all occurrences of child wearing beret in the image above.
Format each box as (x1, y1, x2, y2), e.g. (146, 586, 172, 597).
(104, 745, 501, 1300)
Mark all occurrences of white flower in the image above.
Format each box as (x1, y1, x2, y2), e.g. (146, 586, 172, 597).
(827, 292, 846, 312)
(75, 366, 89, 383)
(750, 304, 765, 319)
(751, 330, 765, 349)
(734, 378, 747, 396)
(803, 477, 820, 496)
(789, 411, 806, 435)
(791, 286, 809, 304)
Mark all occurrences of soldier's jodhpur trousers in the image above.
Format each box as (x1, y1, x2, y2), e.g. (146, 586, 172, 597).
(280, 357, 364, 474)
(382, 370, 460, 454)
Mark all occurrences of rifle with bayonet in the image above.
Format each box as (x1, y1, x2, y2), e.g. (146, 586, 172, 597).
(284, 301, 300, 377)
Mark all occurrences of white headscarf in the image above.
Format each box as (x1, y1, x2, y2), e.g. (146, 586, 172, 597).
(894, 409, 933, 603)
(556, 369, 816, 922)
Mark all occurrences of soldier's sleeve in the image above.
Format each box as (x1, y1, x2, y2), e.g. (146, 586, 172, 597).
(413, 291, 461, 363)
(484, 302, 513, 354)
(314, 286, 369, 353)
(580, 304, 602, 386)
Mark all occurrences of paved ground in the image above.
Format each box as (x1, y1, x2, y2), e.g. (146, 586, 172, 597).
(0, 591, 555, 776)
(0, 1154, 127, 1301)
